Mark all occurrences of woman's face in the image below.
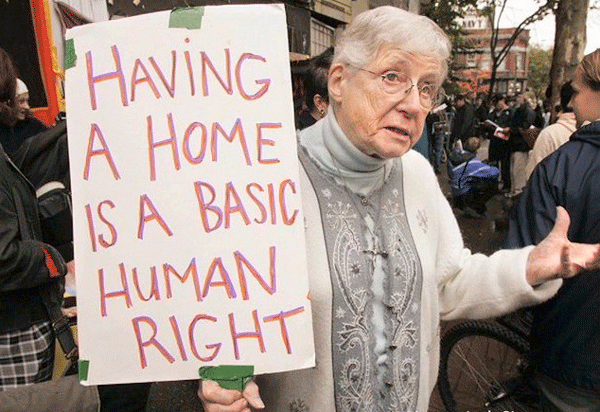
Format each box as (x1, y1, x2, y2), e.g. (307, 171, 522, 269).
(571, 69, 600, 128)
(329, 47, 442, 159)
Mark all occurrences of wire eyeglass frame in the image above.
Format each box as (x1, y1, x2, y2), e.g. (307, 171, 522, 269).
(350, 65, 441, 109)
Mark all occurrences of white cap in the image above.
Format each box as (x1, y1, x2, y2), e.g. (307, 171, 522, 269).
(16, 78, 28, 96)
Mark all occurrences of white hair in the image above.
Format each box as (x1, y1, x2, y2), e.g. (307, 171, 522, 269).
(334, 6, 451, 79)
(16, 78, 28, 96)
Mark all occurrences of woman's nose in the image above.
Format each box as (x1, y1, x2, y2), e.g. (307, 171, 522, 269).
(395, 84, 422, 113)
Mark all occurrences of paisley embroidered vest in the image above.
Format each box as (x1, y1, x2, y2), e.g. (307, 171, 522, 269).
(299, 148, 423, 412)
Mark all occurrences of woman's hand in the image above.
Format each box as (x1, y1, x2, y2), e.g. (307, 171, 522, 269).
(61, 306, 77, 318)
(65, 260, 76, 294)
(526, 206, 600, 285)
(197, 379, 264, 412)
(66, 260, 75, 275)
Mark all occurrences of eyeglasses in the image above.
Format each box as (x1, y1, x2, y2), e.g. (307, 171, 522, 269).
(351, 65, 440, 109)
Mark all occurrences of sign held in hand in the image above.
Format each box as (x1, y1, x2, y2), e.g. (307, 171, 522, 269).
(65, 4, 314, 386)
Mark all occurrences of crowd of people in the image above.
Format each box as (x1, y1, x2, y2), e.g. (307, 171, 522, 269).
(397, 82, 575, 220)
(2, 5, 600, 412)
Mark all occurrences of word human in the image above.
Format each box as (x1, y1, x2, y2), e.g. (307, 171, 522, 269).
(98, 246, 279, 314)
(85, 42, 271, 110)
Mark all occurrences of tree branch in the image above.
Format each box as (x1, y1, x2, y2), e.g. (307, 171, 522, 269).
(491, 0, 556, 70)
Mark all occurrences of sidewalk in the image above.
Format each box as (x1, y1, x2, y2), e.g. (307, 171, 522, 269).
(146, 380, 202, 412)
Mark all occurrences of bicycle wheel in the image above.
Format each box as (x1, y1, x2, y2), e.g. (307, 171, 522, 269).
(438, 320, 539, 412)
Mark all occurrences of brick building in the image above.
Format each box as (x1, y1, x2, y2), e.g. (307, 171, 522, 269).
(456, 14, 530, 97)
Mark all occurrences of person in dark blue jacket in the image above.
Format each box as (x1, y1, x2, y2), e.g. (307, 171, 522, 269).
(505, 48, 600, 411)
(448, 136, 499, 217)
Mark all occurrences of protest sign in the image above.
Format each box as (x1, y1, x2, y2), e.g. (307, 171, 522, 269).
(65, 4, 314, 385)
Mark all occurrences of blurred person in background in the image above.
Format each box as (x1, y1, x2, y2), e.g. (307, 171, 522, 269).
(474, 92, 489, 125)
(448, 136, 500, 218)
(449, 92, 476, 147)
(426, 98, 450, 174)
(0, 49, 47, 160)
(0, 45, 69, 390)
(486, 94, 513, 192)
(297, 48, 333, 130)
(506, 92, 535, 197)
(525, 81, 577, 180)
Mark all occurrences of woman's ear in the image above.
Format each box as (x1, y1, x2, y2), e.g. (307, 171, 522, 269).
(328, 63, 345, 104)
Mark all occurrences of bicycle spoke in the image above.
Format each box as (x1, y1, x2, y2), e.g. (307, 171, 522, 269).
(452, 338, 495, 396)
(437, 320, 537, 412)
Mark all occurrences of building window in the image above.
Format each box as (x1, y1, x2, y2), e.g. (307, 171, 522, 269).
(497, 57, 507, 72)
(516, 52, 524, 71)
(466, 53, 476, 68)
(480, 54, 491, 71)
(311, 19, 334, 56)
(508, 80, 516, 95)
(515, 81, 523, 93)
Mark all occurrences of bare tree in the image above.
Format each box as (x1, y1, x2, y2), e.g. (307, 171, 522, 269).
(479, 0, 557, 98)
(421, 0, 478, 95)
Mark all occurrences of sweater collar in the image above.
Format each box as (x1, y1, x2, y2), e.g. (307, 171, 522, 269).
(299, 107, 394, 195)
(322, 108, 388, 173)
(300, 106, 391, 177)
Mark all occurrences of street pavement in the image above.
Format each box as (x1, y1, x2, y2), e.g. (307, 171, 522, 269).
(146, 380, 202, 411)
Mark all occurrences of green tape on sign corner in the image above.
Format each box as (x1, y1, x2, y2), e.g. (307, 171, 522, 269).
(64, 38, 77, 70)
(78, 359, 90, 381)
(169, 7, 204, 30)
(199, 365, 254, 392)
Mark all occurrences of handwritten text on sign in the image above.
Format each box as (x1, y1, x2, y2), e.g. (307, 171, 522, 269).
(66, 5, 314, 385)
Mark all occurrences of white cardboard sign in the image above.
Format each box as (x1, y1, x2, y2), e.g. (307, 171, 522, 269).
(65, 4, 314, 385)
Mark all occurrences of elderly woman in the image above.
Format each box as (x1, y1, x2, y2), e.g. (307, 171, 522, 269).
(505, 49, 600, 411)
(199, 8, 600, 412)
